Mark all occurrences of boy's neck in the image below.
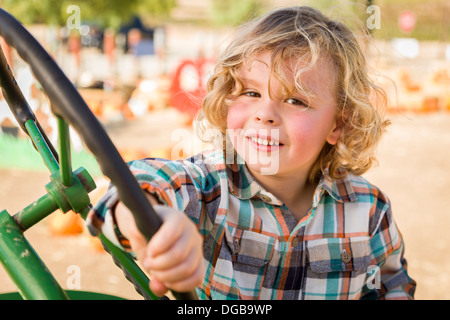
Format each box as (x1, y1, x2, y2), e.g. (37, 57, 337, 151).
(249, 168, 316, 221)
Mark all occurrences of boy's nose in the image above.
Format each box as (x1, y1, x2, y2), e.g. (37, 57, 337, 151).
(254, 101, 280, 125)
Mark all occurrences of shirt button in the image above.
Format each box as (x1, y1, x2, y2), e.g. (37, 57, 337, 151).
(233, 239, 240, 253)
(291, 237, 299, 248)
(341, 249, 351, 263)
(260, 195, 272, 202)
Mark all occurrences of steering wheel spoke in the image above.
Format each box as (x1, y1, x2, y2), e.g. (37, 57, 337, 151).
(57, 116, 73, 186)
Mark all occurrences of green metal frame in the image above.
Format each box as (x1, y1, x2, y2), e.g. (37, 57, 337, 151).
(0, 117, 157, 300)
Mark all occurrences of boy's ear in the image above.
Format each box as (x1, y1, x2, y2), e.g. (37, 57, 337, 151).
(326, 119, 343, 145)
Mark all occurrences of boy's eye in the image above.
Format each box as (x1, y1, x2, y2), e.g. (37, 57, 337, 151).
(243, 91, 261, 98)
(285, 97, 309, 108)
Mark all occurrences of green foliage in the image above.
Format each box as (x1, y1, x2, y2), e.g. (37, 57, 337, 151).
(0, 0, 446, 43)
(371, 0, 449, 41)
(138, 0, 177, 16)
(303, 0, 448, 41)
(0, 0, 177, 29)
(0, 0, 66, 25)
(210, 0, 267, 26)
(137, 0, 177, 25)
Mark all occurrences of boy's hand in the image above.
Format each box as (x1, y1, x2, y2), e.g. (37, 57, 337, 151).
(115, 198, 204, 297)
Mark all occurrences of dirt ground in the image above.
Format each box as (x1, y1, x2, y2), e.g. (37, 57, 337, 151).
(1, 109, 449, 300)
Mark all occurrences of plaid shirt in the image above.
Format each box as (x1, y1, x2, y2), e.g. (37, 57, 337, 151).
(87, 149, 416, 300)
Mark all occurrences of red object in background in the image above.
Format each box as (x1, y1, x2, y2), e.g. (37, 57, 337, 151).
(0, 36, 12, 67)
(169, 57, 215, 122)
(399, 11, 416, 34)
(68, 34, 81, 67)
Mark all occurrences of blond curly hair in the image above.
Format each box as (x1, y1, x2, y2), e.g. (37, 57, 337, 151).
(200, 6, 390, 182)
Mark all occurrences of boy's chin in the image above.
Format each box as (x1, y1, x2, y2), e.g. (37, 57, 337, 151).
(244, 159, 280, 176)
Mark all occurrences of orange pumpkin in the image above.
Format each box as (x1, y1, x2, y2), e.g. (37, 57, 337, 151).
(149, 148, 171, 159)
(47, 210, 84, 236)
(421, 97, 439, 113)
(86, 234, 105, 253)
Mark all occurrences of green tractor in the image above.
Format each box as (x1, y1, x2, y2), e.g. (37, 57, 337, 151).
(0, 9, 196, 300)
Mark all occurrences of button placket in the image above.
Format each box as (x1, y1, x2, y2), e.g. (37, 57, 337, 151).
(291, 236, 299, 248)
(233, 239, 240, 254)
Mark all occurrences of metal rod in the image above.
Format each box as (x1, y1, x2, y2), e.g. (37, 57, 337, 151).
(13, 192, 59, 232)
(78, 206, 157, 300)
(24, 119, 59, 174)
(99, 234, 159, 300)
(0, 210, 68, 300)
(57, 117, 72, 186)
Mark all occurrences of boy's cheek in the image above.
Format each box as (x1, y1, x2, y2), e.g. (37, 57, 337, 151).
(226, 103, 247, 129)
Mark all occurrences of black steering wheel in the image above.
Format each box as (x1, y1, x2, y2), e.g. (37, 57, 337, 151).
(0, 9, 197, 300)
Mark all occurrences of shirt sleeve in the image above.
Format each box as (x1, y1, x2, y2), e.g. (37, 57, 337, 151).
(86, 156, 219, 251)
(363, 194, 416, 300)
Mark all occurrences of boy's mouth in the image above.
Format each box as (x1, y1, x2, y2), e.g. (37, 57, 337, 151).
(245, 134, 284, 152)
(248, 136, 281, 146)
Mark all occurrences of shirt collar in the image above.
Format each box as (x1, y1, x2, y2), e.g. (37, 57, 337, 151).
(225, 152, 357, 206)
(226, 153, 283, 205)
(314, 167, 358, 205)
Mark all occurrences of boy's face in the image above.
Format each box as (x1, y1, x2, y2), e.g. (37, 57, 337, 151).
(226, 51, 341, 179)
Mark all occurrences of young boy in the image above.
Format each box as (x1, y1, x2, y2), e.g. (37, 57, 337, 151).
(87, 6, 416, 299)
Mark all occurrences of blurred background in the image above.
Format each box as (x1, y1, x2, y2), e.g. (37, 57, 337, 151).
(0, 0, 449, 300)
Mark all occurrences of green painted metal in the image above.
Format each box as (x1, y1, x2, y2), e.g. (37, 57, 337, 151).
(12, 167, 96, 232)
(24, 119, 59, 174)
(0, 210, 68, 300)
(57, 117, 73, 186)
(0, 290, 125, 300)
(99, 234, 157, 300)
(45, 167, 96, 214)
(78, 207, 156, 300)
(73, 167, 96, 196)
(13, 192, 59, 231)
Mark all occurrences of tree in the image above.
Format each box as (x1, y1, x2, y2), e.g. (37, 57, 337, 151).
(210, 0, 267, 26)
(0, 0, 176, 29)
(0, 0, 66, 25)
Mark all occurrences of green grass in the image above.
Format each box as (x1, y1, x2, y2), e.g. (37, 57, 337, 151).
(0, 134, 103, 177)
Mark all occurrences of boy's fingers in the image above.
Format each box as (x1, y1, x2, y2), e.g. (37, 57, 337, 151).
(115, 201, 148, 261)
(144, 226, 199, 271)
(149, 245, 203, 283)
(149, 277, 169, 297)
(146, 206, 188, 257)
(165, 265, 204, 293)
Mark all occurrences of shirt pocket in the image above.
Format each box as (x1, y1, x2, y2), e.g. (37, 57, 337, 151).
(304, 237, 372, 300)
(210, 224, 275, 300)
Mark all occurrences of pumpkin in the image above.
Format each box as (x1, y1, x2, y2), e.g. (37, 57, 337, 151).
(149, 148, 171, 159)
(86, 234, 105, 253)
(47, 210, 84, 236)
